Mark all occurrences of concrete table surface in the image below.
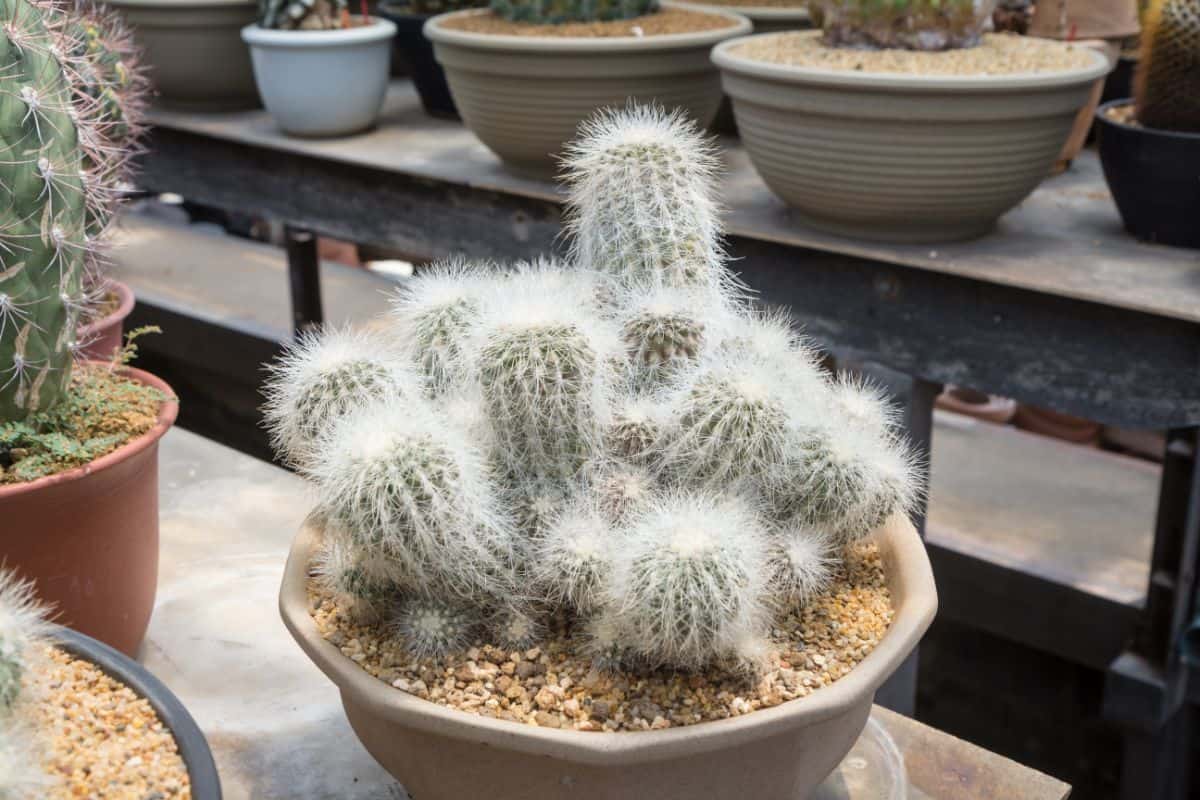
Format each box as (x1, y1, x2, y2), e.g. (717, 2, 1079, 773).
(144, 428, 1070, 800)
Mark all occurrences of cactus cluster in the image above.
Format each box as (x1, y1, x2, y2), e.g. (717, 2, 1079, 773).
(0, 568, 51, 799)
(265, 105, 921, 674)
(0, 0, 146, 423)
(490, 0, 656, 24)
(258, 0, 350, 29)
(820, 0, 998, 51)
(1135, 0, 1200, 132)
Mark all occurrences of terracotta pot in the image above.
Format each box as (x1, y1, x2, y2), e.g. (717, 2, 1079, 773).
(425, 8, 752, 176)
(0, 366, 178, 656)
(78, 279, 136, 361)
(935, 385, 1017, 424)
(1013, 403, 1101, 445)
(55, 626, 224, 799)
(280, 514, 936, 800)
(712, 32, 1110, 242)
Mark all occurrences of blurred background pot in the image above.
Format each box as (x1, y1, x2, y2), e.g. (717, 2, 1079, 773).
(108, 0, 261, 110)
(242, 17, 398, 137)
(78, 279, 136, 361)
(379, 0, 482, 118)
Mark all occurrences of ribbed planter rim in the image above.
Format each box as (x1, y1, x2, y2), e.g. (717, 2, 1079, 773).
(280, 514, 936, 764)
(665, 0, 809, 23)
(712, 31, 1110, 92)
(1094, 98, 1200, 140)
(242, 17, 397, 48)
(0, 364, 178, 499)
(425, 7, 752, 53)
(53, 626, 223, 799)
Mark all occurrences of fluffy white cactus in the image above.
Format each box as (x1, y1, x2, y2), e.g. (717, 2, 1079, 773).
(616, 284, 725, 391)
(393, 595, 480, 660)
(313, 533, 400, 625)
(390, 258, 495, 394)
(0, 570, 50, 799)
(595, 463, 654, 523)
(263, 326, 421, 469)
(310, 398, 516, 601)
(533, 499, 613, 613)
(0, 724, 48, 800)
(767, 524, 838, 610)
(473, 259, 618, 482)
(605, 392, 670, 464)
(605, 492, 770, 671)
(563, 106, 738, 299)
(487, 603, 545, 651)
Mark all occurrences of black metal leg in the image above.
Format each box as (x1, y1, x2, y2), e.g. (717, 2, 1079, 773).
(285, 226, 324, 335)
(1104, 427, 1200, 800)
(876, 376, 941, 716)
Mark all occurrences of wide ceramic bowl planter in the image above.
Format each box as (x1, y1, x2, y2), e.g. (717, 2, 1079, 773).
(242, 18, 398, 137)
(78, 278, 135, 361)
(280, 514, 936, 800)
(108, 0, 260, 110)
(425, 8, 752, 175)
(0, 366, 177, 656)
(1095, 99, 1200, 250)
(55, 626, 223, 799)
(712, 32, 1111, 242)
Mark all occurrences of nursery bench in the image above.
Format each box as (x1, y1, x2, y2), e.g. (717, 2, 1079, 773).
(136, 80, 1200, 798)
(145, 427, 1071, 800)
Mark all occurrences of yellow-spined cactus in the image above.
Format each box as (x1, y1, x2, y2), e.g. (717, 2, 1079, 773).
(1135, 0, 1200, 132)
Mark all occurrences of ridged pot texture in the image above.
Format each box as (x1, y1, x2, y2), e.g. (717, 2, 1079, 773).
(425, 9, 752, 175)
(713, 32, 1111, 243)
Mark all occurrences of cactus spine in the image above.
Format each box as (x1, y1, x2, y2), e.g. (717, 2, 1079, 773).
(1135, 0, 1200, 132)
(490, 0, 657, 24)
(0, 568, 51, 799)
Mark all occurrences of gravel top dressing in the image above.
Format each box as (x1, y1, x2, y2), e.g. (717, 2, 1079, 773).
(731, 31, 1098, 75)
(312, 541, 893, 733)
(32, 647, 191, 799)
(441, 7, 741, 37)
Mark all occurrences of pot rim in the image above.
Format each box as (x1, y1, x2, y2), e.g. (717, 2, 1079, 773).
(279, 514, 936, 765)
(242, 17, 398, 47)
(1094, 98, 1200, 141)
(425, 7, 752, 53)
(0, 364, 178, 498)
(53, 626, 223, 800)
(664, 0, 809, 22)
(712, 30, 1111, 91)
(77, 278, 136, 341)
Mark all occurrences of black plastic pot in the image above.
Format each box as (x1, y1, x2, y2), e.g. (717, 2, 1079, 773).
(378, 2, 458, 118)
(1095, 99, 1200, 250)
(54, 626, 223, 800)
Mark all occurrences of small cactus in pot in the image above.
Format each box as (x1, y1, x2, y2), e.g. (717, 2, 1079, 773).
(1134, 0, 1200, 132)
(820, 0, 999, 51)
(266, 105, 921, 677)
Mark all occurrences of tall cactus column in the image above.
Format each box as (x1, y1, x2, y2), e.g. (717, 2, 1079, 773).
(0, 0, 90, 420)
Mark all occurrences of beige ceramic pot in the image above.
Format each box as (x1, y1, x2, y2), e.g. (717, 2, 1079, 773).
(0, 366, 177, 656)
(425, 8, 751, 175)
(280, 514, 936, 800)
(108, 0, 261, 110)
(712, 31, 1111, 242)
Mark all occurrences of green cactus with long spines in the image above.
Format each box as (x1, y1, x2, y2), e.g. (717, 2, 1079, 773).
(1135, 0, 1200, 132)
(491, 0, 656, 23)
(821, 0, 996, 50)
(0, 0, 90, 421)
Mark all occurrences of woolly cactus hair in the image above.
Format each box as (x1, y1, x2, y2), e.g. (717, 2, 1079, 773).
(474, 258, 618, 482)
(0, 568, 51, 714)
(311, 397, 517, 602)
(313, 534, 401, 625)
(533, 498, 613, 614)
(390, 257, 497, 394)
(486, 602, 545, 651)
(0, 725, 49, 800)
(768, 419, 922, 545)
(509, 476, 570, 538)
(605, 392, 669, 464)
(828, 372, 902, 441)
(595, 462, 655, 523)
(563, 105, 738, 299)
(616, 284, 722, 391)
(766, 523, 837, 611)
(262, 326, 420, 469)
(392, 594, 480, 660)
(579, 610, 633, 673)
(607, 491, 771, 671)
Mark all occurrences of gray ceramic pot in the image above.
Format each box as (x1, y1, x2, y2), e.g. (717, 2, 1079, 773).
(107, 0, 261, 111)
(424, 8, 752, 175)
(712, 31, 1111, 242)
(280, 515, 936, 800)
(242, 18, 398, 138)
